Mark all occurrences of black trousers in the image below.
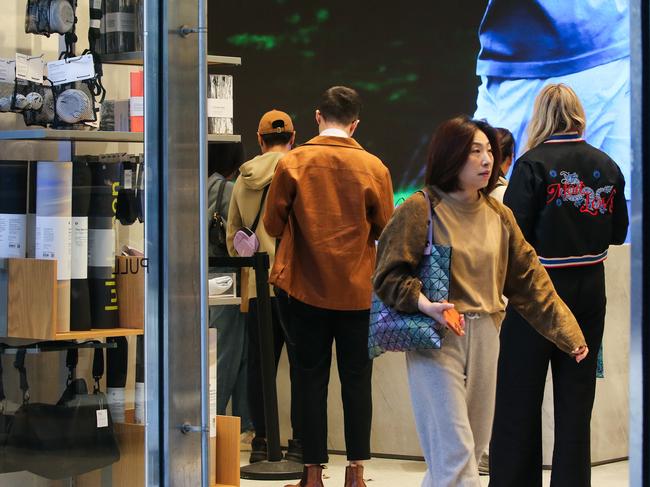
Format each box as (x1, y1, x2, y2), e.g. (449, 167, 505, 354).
(287, 297, 373, 464)
(247, 295, 302, 440)
(490, 264, 606, 487)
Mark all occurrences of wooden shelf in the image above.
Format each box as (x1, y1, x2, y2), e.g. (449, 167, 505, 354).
(102, 52, 242, 67)
(53, 328, 144, 340)
(208, 296, 241, 306)
(0, 129, 143, 142)
(0, 129, 241, 144)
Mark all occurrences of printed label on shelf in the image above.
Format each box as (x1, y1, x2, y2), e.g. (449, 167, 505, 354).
(96, 409, 109, 428)
(0, 59, 16, 83)
(124, 169, 133, 190)
(104, 12, 136, 33)
(134, 382, 145, 424)
(15, 53, 44, 83)
(130, 96, 144, 116)
(71, 216, 88, 279)
(47, 54, 96, 86)
(35, 216, 72, 280)
(88, 228, 116, 268)
(207, 98, 233, 119)
(0, 214, 27, 259)
(106, 387, 126, 424)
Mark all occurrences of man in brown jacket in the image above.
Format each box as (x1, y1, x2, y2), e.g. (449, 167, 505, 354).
(263, 86, 394, 487)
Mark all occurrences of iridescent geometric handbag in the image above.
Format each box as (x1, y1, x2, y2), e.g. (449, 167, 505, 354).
(368, 190, 450, 359)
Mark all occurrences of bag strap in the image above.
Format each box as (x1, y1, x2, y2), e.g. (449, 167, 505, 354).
(214, 179, 227, 218)
(14, 349, 29, 404)
(0, 351, 5, 403)
(419, 189, 434, 256)
(250, 185, 270, 232)
(93, 348, 105, 393)
(66, 347, 79, 385)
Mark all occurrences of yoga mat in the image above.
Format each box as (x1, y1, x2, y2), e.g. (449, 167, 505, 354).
(36, 161, 73, 333)
(88, 157, 120, 329)
(26, 162, 37, 258)
(0, 162, 28, 259)
(106, 336, 128, 423)
(70, 158, 92, 331)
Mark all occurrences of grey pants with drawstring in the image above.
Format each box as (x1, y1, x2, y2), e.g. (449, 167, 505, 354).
(406, 313, 500, 487)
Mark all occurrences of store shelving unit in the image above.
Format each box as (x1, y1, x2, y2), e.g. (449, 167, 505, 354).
(0, 43, 243, 486)
(0, 129, 241, 144)
(102, 52, 241, 67)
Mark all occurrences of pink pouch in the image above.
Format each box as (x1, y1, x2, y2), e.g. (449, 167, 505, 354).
(233, 227, 260, 257)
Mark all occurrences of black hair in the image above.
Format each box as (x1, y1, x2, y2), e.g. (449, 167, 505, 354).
(317, 86, 361, 125)
(261, 132, 293, 147)
(425, 115, 502, 195)
(495, 127, 515, 159)
(208, 142, 245, 178)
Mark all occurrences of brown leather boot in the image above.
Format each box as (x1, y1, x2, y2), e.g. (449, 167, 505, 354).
(284, 465, 325, 487)
(344, 465, 367, 487)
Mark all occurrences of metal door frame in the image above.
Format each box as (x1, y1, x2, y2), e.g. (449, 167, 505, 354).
(630, 1, 649, 486)
(144, 0, 210, 485)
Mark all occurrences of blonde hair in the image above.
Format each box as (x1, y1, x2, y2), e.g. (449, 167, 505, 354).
(525, 84, 586, 150)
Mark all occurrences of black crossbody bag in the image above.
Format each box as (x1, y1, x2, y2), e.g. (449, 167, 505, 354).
(5, 347, 120, 479)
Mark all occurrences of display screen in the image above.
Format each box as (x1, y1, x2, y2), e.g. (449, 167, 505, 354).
(209, 1, 631, 201)
(209, 1, 486, 200)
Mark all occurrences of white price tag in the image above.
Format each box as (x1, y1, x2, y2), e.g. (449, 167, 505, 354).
(71, 216, 88, 279)
(207, 98, 234, 119)
(35, 216, 72, 280)
(124, 169, 133, 190)
(96, 409, 109, 428)
(15, 54, 44, 83)
(0, 59, 16, 83)
(15, 54, 29, 80)
(0, 214, 27, 259)
(104, 12, 136, 33)
(47, 54, 96, 86)
(130, 96, 144, 117)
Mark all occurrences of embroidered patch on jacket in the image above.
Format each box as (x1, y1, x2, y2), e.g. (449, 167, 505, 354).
(546, 171, 616, 216)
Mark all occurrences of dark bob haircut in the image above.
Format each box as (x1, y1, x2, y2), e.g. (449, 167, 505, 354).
(317, 86, 361, 125)
(424, 116, 502, 195)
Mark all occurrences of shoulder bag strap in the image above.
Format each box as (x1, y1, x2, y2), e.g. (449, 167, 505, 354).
(215, 179, 227, 217)
(419, 189, 434, 256)
(66, 347, 79, 384)
(250, 184, 270, 232)
(0, 350, 5, 403)
(92, 347, 105, 393)
(14, 349, 29, 404)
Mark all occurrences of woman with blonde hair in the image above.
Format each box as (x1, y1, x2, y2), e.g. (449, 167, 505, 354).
(490, 84, 629, 487)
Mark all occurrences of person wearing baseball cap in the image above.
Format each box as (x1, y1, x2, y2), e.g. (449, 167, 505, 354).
(226, 109, 303, 465)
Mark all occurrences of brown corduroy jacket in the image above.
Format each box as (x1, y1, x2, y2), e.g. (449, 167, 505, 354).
(372, 186, 586, 354)
(263, 135, 394, 311)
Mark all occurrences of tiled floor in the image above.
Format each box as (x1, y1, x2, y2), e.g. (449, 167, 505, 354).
(240, 455, 629, 487)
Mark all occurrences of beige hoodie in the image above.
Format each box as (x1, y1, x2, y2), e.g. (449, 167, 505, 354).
(226, 151, 284, 300)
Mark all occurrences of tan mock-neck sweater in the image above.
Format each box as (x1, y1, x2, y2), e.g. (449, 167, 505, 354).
(432, 188, 507, 317)
(373, 186, 586, 354)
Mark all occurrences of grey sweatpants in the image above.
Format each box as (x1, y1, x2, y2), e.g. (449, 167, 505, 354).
(406, 313, 500, 487)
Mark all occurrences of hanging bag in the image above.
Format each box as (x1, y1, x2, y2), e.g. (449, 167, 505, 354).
(6, 347, 120, 479)
(233, 185, 270, 257)
(209, 179, 229, 254)
(368, 190, 450, 359)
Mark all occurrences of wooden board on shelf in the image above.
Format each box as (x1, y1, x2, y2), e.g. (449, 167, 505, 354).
(0, 128, 144, 143)
(54, 328, 144, 340)
(101, 51, 242, 66)
(2, 258, 57, 339)
(216, 415, 241, 487)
